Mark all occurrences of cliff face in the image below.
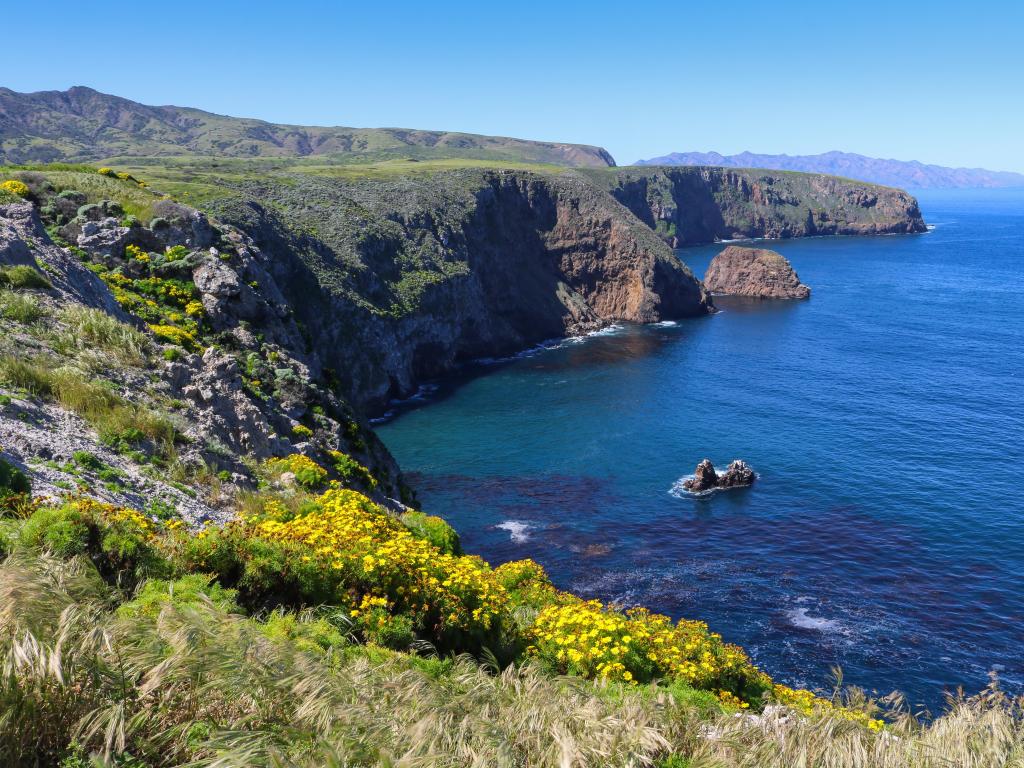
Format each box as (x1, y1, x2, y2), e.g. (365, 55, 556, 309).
(207, 170, 710, 412)
(587, 166, 927, 246)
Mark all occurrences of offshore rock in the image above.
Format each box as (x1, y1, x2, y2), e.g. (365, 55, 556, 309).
(704, 246, 810, 299)
(682, 459, 755, 492)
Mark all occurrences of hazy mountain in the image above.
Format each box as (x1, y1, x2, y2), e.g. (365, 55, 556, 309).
(635, 150, 1024, 189)
(0, 86, 616, 167)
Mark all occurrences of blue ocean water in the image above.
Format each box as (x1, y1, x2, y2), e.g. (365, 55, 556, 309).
(375, 189, 1024, 709)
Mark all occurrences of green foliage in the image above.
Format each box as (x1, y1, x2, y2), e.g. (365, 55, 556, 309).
(72, 450, 103, 471)
(19, 501, 171, 586)
(0, 458, 31, 513)
(259, 609, 349, 655)
(328, 449, 376, 489)
(118, 574, 240, 618)
(400, 509, 461, 555)
(0, 265, 51, 290)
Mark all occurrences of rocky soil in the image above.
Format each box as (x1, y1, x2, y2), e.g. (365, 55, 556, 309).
(704, 246, 810, 299)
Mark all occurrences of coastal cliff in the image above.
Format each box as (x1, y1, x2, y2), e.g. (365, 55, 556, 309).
(203, 169, 711, 413)
(586, 166, 927, 246)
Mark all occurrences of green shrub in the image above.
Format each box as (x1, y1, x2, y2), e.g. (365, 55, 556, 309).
(259, 609, 350, 655)
(72, 450, 103, 471)
(20, 500, 171, 586)
(0, 457, 31, 515)
(0, 290, 45, 322)
(328, 449, 377, 489)
(400, 510, 461, 555)
(0, 265, 51, 290)
(118, 574, 240, 618)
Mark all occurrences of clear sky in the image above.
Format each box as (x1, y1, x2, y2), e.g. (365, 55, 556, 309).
(7, 0, 1023, 171)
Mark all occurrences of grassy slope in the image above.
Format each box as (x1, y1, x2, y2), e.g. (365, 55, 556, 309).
(0, 87, 615, 168)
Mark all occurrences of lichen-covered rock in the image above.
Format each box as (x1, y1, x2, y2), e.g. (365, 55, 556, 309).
(704, 246, 810, 299)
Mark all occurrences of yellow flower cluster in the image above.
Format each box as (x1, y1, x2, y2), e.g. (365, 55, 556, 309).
(250, 489, 508, 634)
(125, 244, 150, 263)
(184, 300, 205, 317)
(527, 596, 758, 689)
(149, 323, 198, 350)
(772, 684, 884, 730)
(72, 498, 159, 540)
(1, 179, 30, 198)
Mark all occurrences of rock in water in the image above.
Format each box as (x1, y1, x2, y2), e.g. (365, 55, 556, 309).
(703, 246, 810, 299)
(718, 459, 755, 488)
(682, 458, 755, 492)
(682, 459, 719, 492)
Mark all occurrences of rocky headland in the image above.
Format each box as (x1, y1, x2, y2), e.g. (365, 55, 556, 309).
(704, 246, 810, 299)
(586, 166, 927, 246)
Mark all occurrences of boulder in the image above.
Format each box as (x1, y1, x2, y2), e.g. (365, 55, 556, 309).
(683, 458, 719, 492)
(682, 458, 755, 492)
(718, 459, 755, 487)
(703, 246, 810, 299)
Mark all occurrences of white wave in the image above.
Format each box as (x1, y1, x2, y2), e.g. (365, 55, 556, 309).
(787, 607, 842, 633)
(495, 520, 533, 543)
(653, 320, 679, 327)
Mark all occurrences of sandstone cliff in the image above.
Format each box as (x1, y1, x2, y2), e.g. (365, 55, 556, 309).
(586, 166, 927, 246)
(704, 246, 810, 299)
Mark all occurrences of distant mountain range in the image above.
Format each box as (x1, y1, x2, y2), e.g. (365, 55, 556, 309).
(635, 151, 1024, 189)
(0, 86, 615, 167)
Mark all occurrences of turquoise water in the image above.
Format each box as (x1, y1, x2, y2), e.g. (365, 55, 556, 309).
(375, 189, 1024, 708)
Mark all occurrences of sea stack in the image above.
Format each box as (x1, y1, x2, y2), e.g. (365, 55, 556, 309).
(703, 246, 810, 299)
(682, 459, 755, 492)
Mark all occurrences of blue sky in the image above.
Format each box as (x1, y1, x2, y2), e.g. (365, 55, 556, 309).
(8, 1, 1024, 171)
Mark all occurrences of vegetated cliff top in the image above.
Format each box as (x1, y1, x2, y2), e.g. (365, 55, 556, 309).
(634, 150, 1024, 189)
(0, 86, 616, 168)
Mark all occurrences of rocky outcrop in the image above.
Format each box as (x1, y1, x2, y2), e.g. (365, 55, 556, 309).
(682, 459, 755, 492)
(586, 166, 927, 246)
(704, 246, 810, 299)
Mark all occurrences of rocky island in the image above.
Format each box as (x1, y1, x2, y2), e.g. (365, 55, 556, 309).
(704, 246, 811, 299)
(683, 459, 757, 492)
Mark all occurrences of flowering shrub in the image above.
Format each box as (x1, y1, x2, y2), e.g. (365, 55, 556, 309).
(265, 453, 328, 489)
(292, 424, 314, 439)
(0, 179, 30, 198)
(149, 323, 198, 350)
(240, 489, 510, 651)
(97, 167, 116, 177)
(125, 244, 150, 263)
(526, 598, 762, 695)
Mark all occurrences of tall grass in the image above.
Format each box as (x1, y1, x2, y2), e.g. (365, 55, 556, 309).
(0, 356, 175, 454)
(53, 306, 150, 367)
(0, 290, 45, 323)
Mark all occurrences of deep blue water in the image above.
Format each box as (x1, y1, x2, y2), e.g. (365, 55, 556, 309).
(375, 189, 1024, 710)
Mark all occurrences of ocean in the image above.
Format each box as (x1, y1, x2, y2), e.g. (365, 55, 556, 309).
(375, 189, 1024, 710)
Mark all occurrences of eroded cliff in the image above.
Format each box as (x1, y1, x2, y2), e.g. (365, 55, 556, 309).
(587, 166, 927, 246)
